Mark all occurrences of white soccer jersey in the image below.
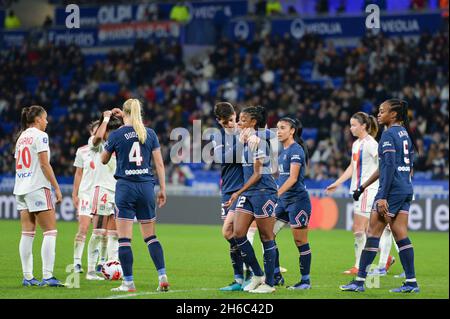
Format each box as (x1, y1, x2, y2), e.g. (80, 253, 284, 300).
(350, 135, 379, 192)
(73, 144, 96, 194)
(13, 127, 51, 195)
(88, 136, 116, 191)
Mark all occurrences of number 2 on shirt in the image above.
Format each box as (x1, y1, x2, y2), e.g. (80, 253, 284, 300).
(129, 141, 143, 166)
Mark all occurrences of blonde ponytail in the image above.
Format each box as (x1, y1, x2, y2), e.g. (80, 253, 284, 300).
(123, 99, 147, 144)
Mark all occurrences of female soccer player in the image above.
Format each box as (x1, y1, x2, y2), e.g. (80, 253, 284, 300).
(86, 111, 122, 280)
(326, 112, 395, 275)
(101, 99, 169, 292)
(341, 99, 420, 293)
(224, 105, 278, 294)
(213, 102, 257, 291)
(14, 105, 64, 287)
(272, 117, 312, 290)
(72, 120, 99, 273)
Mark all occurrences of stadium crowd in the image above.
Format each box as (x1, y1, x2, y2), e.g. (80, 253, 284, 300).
(0, 31, 448, 182)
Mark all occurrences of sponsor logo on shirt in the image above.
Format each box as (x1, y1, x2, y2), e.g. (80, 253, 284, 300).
(17, 172, 32, 178)
(382, 141, 392, 148)
(125, 168, 149, 176)
(398, 166, 411, 172)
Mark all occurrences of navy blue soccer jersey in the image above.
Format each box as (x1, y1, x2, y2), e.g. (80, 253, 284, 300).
(104, 125, 160, 182)
(212, 128, 244, 195)
(378, 125, 414, 198)
(241, 130, 277, 196)
(277, 142, 307, 202)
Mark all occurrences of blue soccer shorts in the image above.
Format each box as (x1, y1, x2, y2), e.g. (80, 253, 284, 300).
(234, 193, 277, 219)
(115, 180, 156, 224)
(275, 196, 312, 228)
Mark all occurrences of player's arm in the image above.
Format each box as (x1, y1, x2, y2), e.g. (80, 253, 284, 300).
(153, 148, 167, 208)
(225, 158, 263, 207)
(93, 110, 112, 147)
(38, 151, 62, 204)
(326, 162, 353, 194)
(277, 163, 300, 197)
(101, 151, 112, 165)
(72, 167, 83, 210)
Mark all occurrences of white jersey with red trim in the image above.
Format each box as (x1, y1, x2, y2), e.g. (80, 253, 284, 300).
(350, 135, 379, 193)
(13, 127, 52, 195)
(73, 144, 96, 194)
(88, 136, 116, 192)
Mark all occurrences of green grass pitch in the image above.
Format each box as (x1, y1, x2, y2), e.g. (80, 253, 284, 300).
(0, 220, 447, 299)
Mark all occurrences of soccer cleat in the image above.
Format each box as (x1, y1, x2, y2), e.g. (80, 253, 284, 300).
(340, 280, 365, 292)
(111, 281, 136, 292)
(390, 282, 420, 293)
(86, 271, 105, 281)
(368, 267, 387, 276)
(279, 266, 288, 273)
(287, 281, 311, 290)
(243, 275, 265, 292)
(95, 263, 104, 274)
(394, 272, 406, 278)
(39, 277, 66, 287)
(74, 264, 84, 274)
(219, 281, 243, 291)
(22, 278, 40, 287)
(385, 256, 395, 272)
(249, 283, 275, 294)
(273, 273, 285, 286)
(157, 275, 170, 292)
(342, 267, 359, 275)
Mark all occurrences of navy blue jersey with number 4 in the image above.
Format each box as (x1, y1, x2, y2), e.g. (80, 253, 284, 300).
(105, 125, 160, 182)
(378, 125, 414, 198)
(277, 142, 307, 202)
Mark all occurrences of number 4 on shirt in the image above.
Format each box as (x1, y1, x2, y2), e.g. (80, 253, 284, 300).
(129, 141, 143, 166)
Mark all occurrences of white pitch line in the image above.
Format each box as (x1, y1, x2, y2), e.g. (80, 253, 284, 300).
(103, 288, 217, 299)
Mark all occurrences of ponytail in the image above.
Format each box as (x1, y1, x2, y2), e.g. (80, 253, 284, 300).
(279, 117, 309, 166)
(17, 105, 45, 140)
(123, 99, 147, 144)
(351, 112, 379, 138)
(368, 115, 379, 138)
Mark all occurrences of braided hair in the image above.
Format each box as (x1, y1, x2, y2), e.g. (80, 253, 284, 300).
(278, 117, 309, 165)
(241, 105, 266, 129)
(386, 99, 418, 153)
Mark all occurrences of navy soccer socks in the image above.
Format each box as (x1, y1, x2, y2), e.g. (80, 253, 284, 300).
(235, 236, 264, 277)
(118, 238, 133, 282)
(144, 235, 166, 276)
(262, 240, 277, 286)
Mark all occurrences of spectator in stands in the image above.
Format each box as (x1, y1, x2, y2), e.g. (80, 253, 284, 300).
(4, 10, 21, 29)
(254, 0, 267, 17)
(410, 0, 428, 10)
(266, 0, 282, 16)
(170, 1, 191, 24)
(316, 0, 329, 15)
(42, 15, 53, 28)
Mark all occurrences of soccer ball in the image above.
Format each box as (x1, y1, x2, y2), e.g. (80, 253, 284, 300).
(101, 260, 123, 280)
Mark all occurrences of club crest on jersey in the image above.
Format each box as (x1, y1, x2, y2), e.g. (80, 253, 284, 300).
(35, 201, 44, 207)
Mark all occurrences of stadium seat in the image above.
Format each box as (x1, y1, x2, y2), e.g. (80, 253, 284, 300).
(98, 82, 120, 95)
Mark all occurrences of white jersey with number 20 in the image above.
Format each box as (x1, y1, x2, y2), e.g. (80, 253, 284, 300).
(14, 127, 51, 195)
